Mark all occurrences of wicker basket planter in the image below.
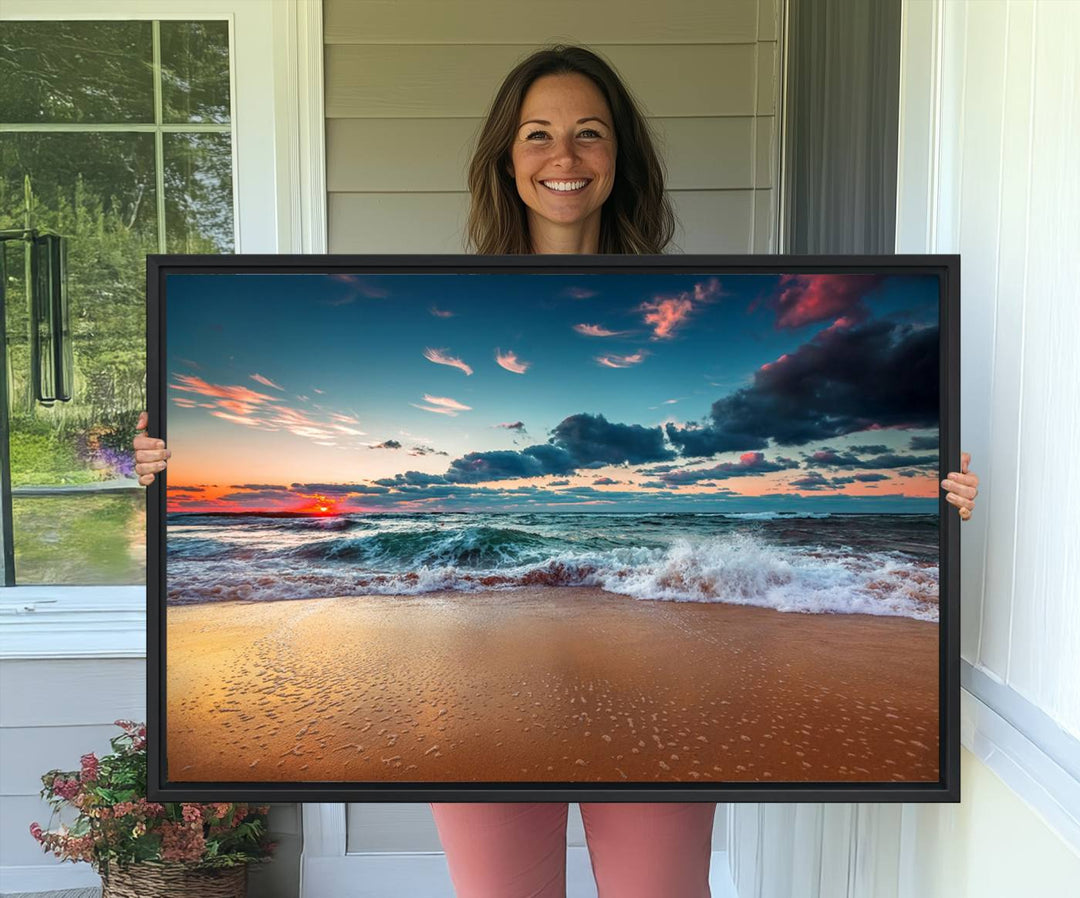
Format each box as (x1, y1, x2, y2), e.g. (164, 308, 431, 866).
(100, 861, 247, 898)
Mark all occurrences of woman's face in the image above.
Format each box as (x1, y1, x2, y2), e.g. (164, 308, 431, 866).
(508, 73, 617, 237)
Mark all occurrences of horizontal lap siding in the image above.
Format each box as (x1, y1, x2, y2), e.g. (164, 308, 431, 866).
(325, 1, 780, 255)
(0, 659, 145, 868)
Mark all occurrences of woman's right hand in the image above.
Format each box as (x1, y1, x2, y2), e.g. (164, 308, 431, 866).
(133, 411, 170, 486)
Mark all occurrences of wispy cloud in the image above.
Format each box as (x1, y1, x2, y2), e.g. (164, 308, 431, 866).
(573, 323, 626, 337)
(641, 296, 694, 339)
(640, 277, 723, 339)
(423, 347, 473, 376)
(423, 394, 472, 411)
(429, 305, 455, 318)
(210, 410, 264, 427)
(494, 421, 526, 431)
(563, 286, 597, 299)
(596, 351, 647, 369)
(250, 373, 284, 391)
(411, 403, 460, 416)
(495, 349, 531, 374)
(172, 374, 277, 405)
(412, 394, 472, 416)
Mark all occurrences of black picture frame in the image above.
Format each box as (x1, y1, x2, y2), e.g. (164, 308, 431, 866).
(147, 253, 960, 804)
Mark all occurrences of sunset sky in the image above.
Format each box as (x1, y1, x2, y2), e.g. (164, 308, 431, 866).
(164, 270, 941, 514)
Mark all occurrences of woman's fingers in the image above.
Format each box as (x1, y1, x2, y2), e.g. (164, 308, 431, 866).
(135, 410, 149, 433)
(134, 448, 170, 463)
(940, 477, 978, 499)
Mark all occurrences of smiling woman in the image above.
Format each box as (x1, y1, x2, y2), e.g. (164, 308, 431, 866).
(465, 45, 675, 255)
(135, 41, 980, 898)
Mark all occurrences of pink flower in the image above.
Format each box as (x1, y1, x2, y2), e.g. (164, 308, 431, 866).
(29, 822, 43, 842)
(160, 821, 206, 863)
(80, 753, 99, 782)
(52, 777, 80, 801)
(181, 804, 202, 824)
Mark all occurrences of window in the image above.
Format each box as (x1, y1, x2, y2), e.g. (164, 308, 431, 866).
(0, 19, 234, 584)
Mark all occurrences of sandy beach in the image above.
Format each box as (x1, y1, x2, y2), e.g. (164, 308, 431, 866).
(166, 587, 939, 784)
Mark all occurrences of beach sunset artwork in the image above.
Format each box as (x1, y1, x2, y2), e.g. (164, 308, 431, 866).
(163, 268, 943, 788)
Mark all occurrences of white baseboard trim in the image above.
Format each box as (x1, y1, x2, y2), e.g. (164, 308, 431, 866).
(300, 848, 738, 898)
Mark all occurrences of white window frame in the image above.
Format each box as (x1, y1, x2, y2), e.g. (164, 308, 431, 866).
(0, 0, 327, 659)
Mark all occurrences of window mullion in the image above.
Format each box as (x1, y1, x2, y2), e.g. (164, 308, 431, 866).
(152, 19, 167, 255)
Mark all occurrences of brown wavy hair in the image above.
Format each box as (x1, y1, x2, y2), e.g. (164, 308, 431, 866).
(465, 45, 677, 255)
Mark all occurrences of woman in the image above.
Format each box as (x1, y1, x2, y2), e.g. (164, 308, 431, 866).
(135, 45, 979, 898)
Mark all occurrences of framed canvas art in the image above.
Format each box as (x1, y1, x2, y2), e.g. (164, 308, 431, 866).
(147, 254, 960, 803)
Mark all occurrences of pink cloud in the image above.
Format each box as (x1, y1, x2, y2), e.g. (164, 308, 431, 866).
(411, 403, 460, 416)
(640, 296, 694, 339)
(573, 323, 625, 337)
(495, 349, 530, 374)
(250, 373, 284, 391)
(423, 347, 474, 376)
(430, 306, 455, 318)
(596, 351, 647, 369)
(772, 274, 878, 329)
(171, 374, 277, 404)
(422, 394, 472, 411)
(639, 277, 724, 339)
(210, 410, 264, 427)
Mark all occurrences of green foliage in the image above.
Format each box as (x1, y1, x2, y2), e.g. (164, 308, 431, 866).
(31, 722, 275, 875)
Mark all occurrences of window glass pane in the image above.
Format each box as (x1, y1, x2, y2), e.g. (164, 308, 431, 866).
(0, 21, 154, 124)
(1, 19, 234, 586)
(12, 494, 145, 585)
(160, 20, 232, 124)
(2, 132, 156, 584)
(164, 133, 235, 253)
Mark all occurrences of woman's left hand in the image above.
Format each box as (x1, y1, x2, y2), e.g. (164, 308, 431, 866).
(941, 451, 979, 521)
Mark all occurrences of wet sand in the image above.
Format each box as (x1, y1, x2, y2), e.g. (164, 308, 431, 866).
(166, 587, 939, 783)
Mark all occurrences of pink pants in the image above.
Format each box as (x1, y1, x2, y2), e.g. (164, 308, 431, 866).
(430, 802, 716, 898)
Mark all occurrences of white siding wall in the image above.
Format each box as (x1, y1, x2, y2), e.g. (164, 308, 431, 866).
(728, 1, 1080, 895)
(324, 0, 782, 255)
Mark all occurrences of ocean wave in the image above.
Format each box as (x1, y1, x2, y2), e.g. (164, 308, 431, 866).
(167, 531, 938, 621)
(284, 525, 589, 568)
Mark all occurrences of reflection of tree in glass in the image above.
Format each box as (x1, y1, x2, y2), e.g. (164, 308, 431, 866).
(0, 22, 156, 124)
(160, 21, 232, 124)
(0, 18, 232, 504)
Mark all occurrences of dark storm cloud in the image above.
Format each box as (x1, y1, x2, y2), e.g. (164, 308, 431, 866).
(495, 421, 526, 431)
(804, 449, 938, 470)
(849, 444, 889, 455)
(373, 439, 402, 449)
(909, 435, 938, 450)
(657, 452, 798, 486)
(593, 477, 621, 485)
(788, 471, 832, 491)
(290, 481, 390, 495)
(667, 319, 938, 457)
(443, 444, 578, 484)
(230, 483, 287, 491)
(854, 473, 890, 482)
(551, 413, 675, 465)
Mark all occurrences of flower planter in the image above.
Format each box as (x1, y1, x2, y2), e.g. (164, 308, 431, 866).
(101, 861, 247, 898)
